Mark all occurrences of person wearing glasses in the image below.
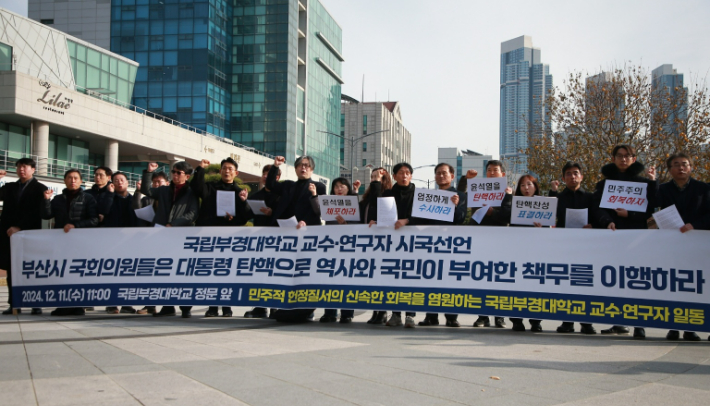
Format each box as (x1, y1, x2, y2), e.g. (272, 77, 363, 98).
(592, 144, 657, 339)
(657, 153, 709, 342)
(141, 161, 199, 318)
(192, 157, 249, 318)
(266, 155, 326, 322)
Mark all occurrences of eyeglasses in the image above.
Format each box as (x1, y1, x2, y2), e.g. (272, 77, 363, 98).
(297, 163, 312, 169)
(435, 171, 451, 176)
(171, 170, 185, 175)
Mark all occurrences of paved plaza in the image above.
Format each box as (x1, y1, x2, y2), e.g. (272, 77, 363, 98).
(1, 284, 709, 406)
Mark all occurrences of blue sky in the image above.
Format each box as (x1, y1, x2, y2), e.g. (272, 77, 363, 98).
(3, 0, 710, 181)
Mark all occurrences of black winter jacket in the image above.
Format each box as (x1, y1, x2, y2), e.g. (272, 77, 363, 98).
(265, 165, 325, 226)
(191, 166, 249, 227)
(140, 170, 198, 227)
(42, 189, 99, 229)
(657, 178, 710, 230)
(593, 162, 657, 229)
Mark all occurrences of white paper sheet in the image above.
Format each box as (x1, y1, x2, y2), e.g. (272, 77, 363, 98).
(216, 190, 235, 216)
(247, 200, 268, 215)
(471, 206, 488, 224)
(153, 223, 165, 228)
(134, 205, 155, 222)
(277, 216, 299, 228)
(565, 208, 588, 228)
(653, 205, 685, 230)
(376, 197, 398, 227)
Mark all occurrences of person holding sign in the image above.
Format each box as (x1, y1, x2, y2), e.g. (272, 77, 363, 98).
(267, 156, 325, 322)
(467, 160, 511, 329)
(657, 153, 710, 342)
(592, 144, 657, 339)
(361, 168, 393, 325)
(0, 159, 48, 316)
(549, 162, 597, 335)
(370, 163, 418, 328)
(320, 177, 360, 323)
(192, 157, 249, 318)
(42, 169, 99, 316)
(509, 175, 545, 332)
(414, 163, 465, 328)
(141, 161, 199, 318)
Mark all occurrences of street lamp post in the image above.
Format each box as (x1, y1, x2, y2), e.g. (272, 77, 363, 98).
(412, 164, 438, 190)
(412, 178, 432, 189)
(318, 129, 389, 189)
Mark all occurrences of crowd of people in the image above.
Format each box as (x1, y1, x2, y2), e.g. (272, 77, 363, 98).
(0, 144, 708, 342)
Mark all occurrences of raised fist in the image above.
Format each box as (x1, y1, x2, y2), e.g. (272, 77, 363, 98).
(550, 180, 560, 192)
(107, 183, 115, 193)
(239, 189, 248, 201)
(44, 189, 54, 200)
(466, 169, 478, 179)
(147, 162, 159, 172)
(200, 159, 210, 168)
(353, 180, 362, 191)
(308, 183, 317, 196)
(0, 169, 6, 178)
(274, 156, 286, 166)
(371, 169, 384, 182)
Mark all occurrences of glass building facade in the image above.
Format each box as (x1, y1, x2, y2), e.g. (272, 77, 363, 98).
(499, 36, 552, 174)
(110, 0, 232, 137)
(67, 39, 137, 105)
(0, 42, 11, 71)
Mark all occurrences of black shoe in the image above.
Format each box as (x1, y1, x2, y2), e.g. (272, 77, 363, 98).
(683, 332, 700, 341)
(205, 309, 219, 317)
(51, 308, 85, 316)
(556, 322, 575, 333)
(268, 309, 277, 319)
(633, 328, 645, 339)
(71, 308, 86, 316)
(601, 326, 630, 335)
(368, 311, 387, 325)
(244, 309, 268, 318)
(666, 330, 680, 340)
(106, 307, 120, 314)
(580, 325, 597, 335)
(319, 315, 337, 323)
(31, 308, 42, 315)
(473, 316, 490, 327)
(512, 321, 526, 332)
(2, 308, 19, 315)
(120, 306, 137, 314)
(222, 311, 233, 317)
(418, 317, 440, 326)
(530, 322, 542, 333)
(446, 320, 460, 327)
(495, 317, 506, 328)
(340, 317, 353, 324)
(85, 307, 95, 311)
(50, 308, 68, 316)
(181, 310, 191, 318)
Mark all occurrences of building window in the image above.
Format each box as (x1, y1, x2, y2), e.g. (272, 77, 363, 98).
(362, 159, 367, 166)
(362, 142, 367, 152)
(40, 19, 54, 25)
(362, 115, 367, 134)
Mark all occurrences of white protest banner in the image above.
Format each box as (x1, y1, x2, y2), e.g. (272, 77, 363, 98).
(11, 226, 710, 332)
(511, 196, 557, 226)
(318, 195, 360, 222)
(466, 178, 507, 208)
(599, 180, 649, 213)
(411, 188, 455, 222)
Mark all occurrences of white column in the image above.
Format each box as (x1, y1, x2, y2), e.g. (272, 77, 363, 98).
(104, 140, 119, 171)
(32, 121, 49, 176)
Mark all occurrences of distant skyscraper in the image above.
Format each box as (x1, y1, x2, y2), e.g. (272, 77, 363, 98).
(652, 64, 687, 139)
(585, 71, 626, 135)
(499, 35, 552, 175)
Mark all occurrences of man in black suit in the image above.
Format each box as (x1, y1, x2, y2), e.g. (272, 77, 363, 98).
(266, 155, 325, 322)
(0, 158, 48, 315)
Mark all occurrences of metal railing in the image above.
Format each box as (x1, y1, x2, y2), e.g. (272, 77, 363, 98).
(0, 149, 145, 189)
(3, 66, 276, 160)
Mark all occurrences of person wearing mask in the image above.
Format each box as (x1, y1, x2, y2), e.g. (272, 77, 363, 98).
(141, 161, 199, 318)
(414, 163, 465, 328)
(0, 158, 48, 315)
(42, 169, 99, 316)
(592, 144, 657, 339)
(192, 158, 249, 318)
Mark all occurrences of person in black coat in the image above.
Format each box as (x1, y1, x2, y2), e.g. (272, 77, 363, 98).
(549, 162, 597, 335)
(592, 144, 657, 339)
(243, 164, 282, 319)
(42, 169, 99, 316)
(0, 158, 48, 315)
(466, 160, 512, 329)
(267, 155, 325, 323)
(192, 157, 249, 318)
(85, 166, 114, 225)
(360, 167, 393, 325)
(370, 163, 418, 328)
(102, 172, 140, 315)
(413, 163, 465, 328)
(320, 177, 361, 324)
(657, 153, 710, 342)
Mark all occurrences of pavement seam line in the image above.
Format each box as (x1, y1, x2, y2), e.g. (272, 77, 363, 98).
(16, 314, 41, 406)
